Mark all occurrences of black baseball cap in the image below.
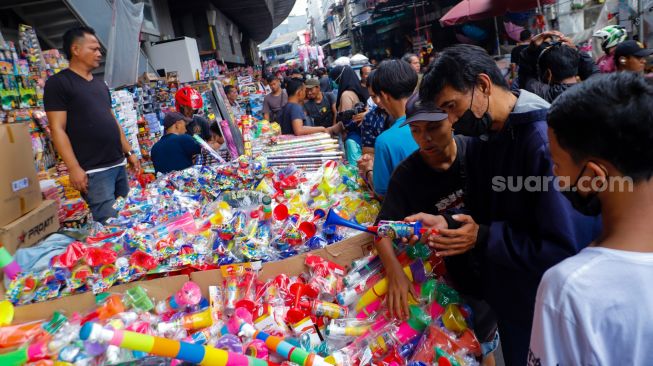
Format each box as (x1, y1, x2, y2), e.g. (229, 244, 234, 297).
(163, 112, 189, 131)
(614, 40, 653, 60)
(401, 93, 448, 127)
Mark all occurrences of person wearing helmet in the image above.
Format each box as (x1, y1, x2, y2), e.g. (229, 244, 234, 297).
(175, 86, 211, 141)
(593, 25, 627, 73)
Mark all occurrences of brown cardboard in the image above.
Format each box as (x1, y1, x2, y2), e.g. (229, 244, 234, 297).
(0, 199, 59, 255)
(8, 274, 190, 324)
(191, 233, 374, 299)
(0, 123, 42, 227)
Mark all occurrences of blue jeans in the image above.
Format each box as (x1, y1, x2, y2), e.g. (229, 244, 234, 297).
(82, 166, 129, 223)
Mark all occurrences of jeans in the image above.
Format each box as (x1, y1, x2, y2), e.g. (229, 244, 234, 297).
(82, 165, 129, 223)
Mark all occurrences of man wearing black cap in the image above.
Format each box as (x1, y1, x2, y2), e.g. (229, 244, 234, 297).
(150, 112, 201, 174)
(375, 94, 499, 363)
(614, 40, 653, 74)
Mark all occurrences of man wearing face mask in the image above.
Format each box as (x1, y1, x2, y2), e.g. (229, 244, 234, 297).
(409, 44, 601, 366)
(530, 72, 653, 366)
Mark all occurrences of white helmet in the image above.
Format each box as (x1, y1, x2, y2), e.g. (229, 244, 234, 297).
(593, 25, 627, 51)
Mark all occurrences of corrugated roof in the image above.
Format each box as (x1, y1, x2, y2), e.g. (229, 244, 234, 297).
(259, 31, 300, 50)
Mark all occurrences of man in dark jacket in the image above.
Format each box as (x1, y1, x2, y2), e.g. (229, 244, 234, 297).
(412, 44, 601, 366)
(518, 31, 598, 102)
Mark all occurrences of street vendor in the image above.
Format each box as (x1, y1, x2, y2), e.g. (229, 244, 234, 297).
(45, 26, 140, 223)
(224, 85, 244, 120)
(150, 112, 201, 175)
(175, 86, 211, 141)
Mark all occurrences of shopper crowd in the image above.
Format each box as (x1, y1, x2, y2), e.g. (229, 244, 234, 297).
(250, 25, 652, 366)
(46, 25, 652, 366)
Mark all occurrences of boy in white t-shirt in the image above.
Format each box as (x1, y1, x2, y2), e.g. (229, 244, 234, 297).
(529, 72, 653, 365)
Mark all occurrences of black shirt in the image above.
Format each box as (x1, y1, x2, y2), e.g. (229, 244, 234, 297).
(44, 69, 123, 171)
(377, 135, 497, 341)
(151, 133, 201, 174)
(377, 135, 468, 222)
(278, 102, 306, 135)
(304, 93, 335, 128)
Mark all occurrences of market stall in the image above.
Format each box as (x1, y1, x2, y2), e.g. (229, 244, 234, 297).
(0, 22, 486, 366)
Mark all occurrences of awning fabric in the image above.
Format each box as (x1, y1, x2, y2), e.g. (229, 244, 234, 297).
(440, 0, 556, 27)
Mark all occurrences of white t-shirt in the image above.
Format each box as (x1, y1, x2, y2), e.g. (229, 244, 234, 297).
(529, 247, 653, 366)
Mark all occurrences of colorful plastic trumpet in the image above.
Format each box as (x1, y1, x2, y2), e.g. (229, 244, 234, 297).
(323, 209, 440, 240)
(298, 209, 326, 238)
(286, 283, 319, 324)
(80, 322, 275, 366)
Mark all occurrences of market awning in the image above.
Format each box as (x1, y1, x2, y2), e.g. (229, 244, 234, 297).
(440, 0, 499, 27)
(440, 0, 556, 27)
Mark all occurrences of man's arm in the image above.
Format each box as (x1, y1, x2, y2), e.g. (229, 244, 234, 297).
(330, 101, 337, 126)
(48, 110, 88, 193)
(291, 119, 327, 136)
(263, 96, 271, 121)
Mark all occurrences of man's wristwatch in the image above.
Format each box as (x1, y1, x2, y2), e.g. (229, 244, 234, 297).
(124, 150, 134, 158)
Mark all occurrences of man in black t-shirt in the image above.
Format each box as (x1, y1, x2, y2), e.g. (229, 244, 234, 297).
(375, 94, 499, 362)
(44, 27, 140, 223)
(278, 78, 340, 136)
(304, 78, 336, 128)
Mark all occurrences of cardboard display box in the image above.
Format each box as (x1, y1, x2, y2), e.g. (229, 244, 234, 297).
(0, 123, 42, 227)
(0, 199, 59, 255)
(9, 275, 190, 324)
(5, 234, 373, 324)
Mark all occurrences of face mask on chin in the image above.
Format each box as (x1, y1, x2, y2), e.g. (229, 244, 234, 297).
(560, 163, 603, 216)
(454, 87, 492, 138)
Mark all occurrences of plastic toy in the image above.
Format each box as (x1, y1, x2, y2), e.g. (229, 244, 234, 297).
(155, 281, 202, 314)
(80, 322, 273, 366)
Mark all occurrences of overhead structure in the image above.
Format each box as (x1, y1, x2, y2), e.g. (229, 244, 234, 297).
(440, 0, 556, 27)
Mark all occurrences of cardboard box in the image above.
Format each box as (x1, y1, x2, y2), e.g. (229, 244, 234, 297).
(0, 123, 42, 226)
(4, 234, 373, 324)
(8, 274, 190, 324)
(0, 199, 59, 255)
(191, 233, 374, 299)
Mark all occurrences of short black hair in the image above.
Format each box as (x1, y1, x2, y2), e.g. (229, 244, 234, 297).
(209, 121, 222, 137)
(366, 69, 376, 89)
(371, 59, 417, 100)
(224, 85, 236, 95)
(285, 77, 305, 97)
(538, 44, 580, 82)
(519, 29, 532, 42)
(420, 44, 509, 103)
(62, 26, 97, 60)
(402, 53, 418, 64)
(315, 68, 326, 77)
(265, 74, 278, 83)
(548, 73, 653, 182)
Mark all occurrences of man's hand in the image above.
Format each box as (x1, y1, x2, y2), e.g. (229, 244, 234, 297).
(69, 166, 88, 194)
(127, 154, 141, 175)
(426, 214, 479, 256)
(386, 264, 419, 320)
(530, 30, 566, 48)
(357, 154, 374, 176)
(352, 111, 366, 126)
(402, 213, 449, 245)
(326, 122, 343, 136)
